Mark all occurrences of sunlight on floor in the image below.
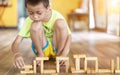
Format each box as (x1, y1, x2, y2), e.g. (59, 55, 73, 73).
(72, 31, 120, 42)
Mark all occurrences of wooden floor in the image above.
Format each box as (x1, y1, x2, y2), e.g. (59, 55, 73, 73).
(0, 29, 120, 75)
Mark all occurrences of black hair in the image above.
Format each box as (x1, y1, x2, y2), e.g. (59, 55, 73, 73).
(25, 0, 49, 8)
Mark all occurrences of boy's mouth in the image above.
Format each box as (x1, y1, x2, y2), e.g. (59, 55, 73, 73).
(34, 19, 41, 22)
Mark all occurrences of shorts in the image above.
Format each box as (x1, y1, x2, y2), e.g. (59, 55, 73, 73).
(31, 41, 57, 57)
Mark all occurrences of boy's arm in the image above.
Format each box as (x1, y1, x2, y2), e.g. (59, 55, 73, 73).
(12, 35, 23, 54)
(12, 35, 25, 69)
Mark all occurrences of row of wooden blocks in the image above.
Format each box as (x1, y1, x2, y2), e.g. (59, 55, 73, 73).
(71, 55, 115, 73)
(21, 57, 69, 74)
(21, 55, 120, 74)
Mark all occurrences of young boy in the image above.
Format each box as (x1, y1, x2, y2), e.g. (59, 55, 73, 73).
(12, 0, 71, 69)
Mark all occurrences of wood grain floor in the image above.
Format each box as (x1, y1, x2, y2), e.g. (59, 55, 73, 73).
(0, 29, 120, 75)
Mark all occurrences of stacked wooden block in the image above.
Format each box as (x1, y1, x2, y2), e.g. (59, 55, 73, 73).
(21, 56, 69, 74)
(20, 55, 120, 74)
(71, 54, 115, 73)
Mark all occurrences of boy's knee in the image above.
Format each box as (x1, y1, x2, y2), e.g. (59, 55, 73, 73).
(54, 20, 67, 31)
(30, 22, 43, 32)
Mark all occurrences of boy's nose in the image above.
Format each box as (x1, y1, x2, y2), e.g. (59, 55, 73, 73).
(33, 15, 39, 20)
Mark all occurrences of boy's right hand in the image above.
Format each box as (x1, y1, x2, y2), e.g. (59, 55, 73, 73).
(13, 54, 25, 69)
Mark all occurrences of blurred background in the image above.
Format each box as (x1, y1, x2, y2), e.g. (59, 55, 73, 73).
(0, 0, 120, 36)
(0, 0, 120, 75)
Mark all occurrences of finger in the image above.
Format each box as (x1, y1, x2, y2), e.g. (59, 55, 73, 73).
(13, 62, 17, 68)
(59, 60, 64, 66)
(60, 60, 65, 66)
(17, 59, 23, 69)
(59, 60, 62, 65)
(14, 61, 18, 68)
(62, 61, 66, 66)
(36, 61, 40, 65)
(20, 58, 25, 68)
(15, 60, 21, 69)
(61, 61, 65, 66)
(18, 59, 23, 69)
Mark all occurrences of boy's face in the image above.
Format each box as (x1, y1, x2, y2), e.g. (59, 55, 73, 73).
(27, 3, 50, 21)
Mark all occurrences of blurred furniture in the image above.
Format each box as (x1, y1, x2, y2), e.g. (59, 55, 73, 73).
(68, 0, 89, 31)
(68, 12, 89, 31)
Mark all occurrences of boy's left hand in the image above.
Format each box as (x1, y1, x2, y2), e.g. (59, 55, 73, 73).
(57, 54, 67, 66)
(59, 60, 66, 66)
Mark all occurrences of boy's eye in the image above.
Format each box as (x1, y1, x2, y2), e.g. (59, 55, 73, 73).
(37, 12, 42, 15)
(28, 12, 33, 15)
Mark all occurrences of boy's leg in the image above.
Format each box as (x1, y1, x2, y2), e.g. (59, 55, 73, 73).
(53, 20, 68, 56)
(30, 22, 47, 57)
(53, 20, 69, 65)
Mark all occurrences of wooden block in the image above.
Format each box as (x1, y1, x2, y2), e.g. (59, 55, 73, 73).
(115, 70, 120, 73)
(23, 65, 33, 72)
(117, 57, 120, 70)
(56, 56, 69, 73)
(98, 69, 111, 73)
(40, 60, 44, 73)
(95, 59, 98, 72)
(85, 57, 98, 73)
(73, 54, 86, 58)
(52, 73, 58, 75)
(87, 69, 96, 73)
(56, 57, 69, 60)
(110, 59, 114, 73)
(71, 54, 87, 73)
(33, 60, 36, 73)
(71, 66, 85, 73)
(86, 57, 97, 60)
(36, 57, 49, 73)
(84, 59, 87, 71)
(36, 57, 49, 60)
(56, 60, 60, 73)
(66, 60, 69, 72)
(36, 57, 56, 74)
(98, 60, 114, 73)
(115, 57, 120, 73)
(43, 70, 56, 73)
(73, 55, 86, 71)
(21, 65, 33, 74)
(21, 71, 33, 74)
(23, 65, 33, 68)
(75, 58, 80, 70)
